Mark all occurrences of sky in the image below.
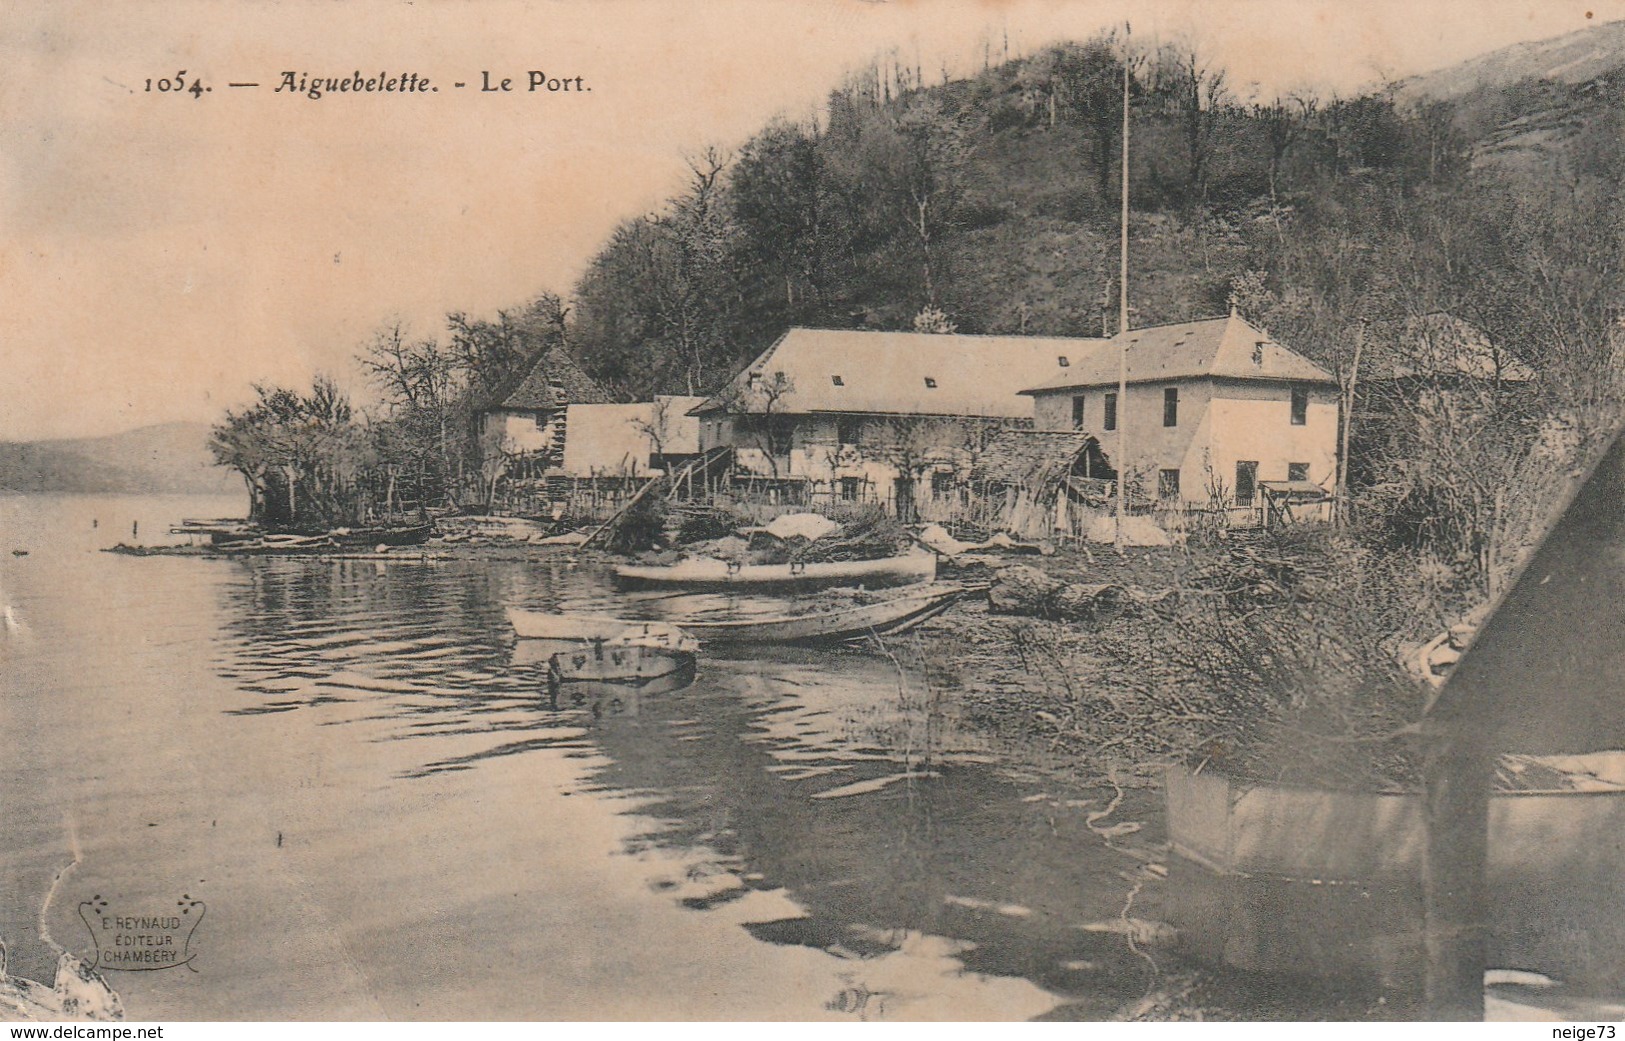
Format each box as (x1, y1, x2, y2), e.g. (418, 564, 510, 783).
(1, 0, 1618, 440)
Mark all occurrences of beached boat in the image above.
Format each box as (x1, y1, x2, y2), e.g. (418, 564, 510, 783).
(612, 552, 937, 592)
(214, 523, 435, 554)
(671, 583, 965, 645)
(505, 609, 699, 653)
(170, 519, 260, 546)
(548, 642, 696, 688)
(331, 523, 434, 547)
(1162, 764, 1625, 990)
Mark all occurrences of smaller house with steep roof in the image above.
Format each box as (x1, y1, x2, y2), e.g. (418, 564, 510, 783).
(1022, 311, 1339, 518)
(478, 346, 614, 475)
(1351, 312, 1538, 492)
(691, 326, 1098, 516)
(1368, 312, 1536, 386)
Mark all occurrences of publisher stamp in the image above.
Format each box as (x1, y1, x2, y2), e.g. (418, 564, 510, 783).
(77, 894, 206, 973)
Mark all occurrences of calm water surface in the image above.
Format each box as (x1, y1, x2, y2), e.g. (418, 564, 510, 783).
(0, 494, 1162, 1020)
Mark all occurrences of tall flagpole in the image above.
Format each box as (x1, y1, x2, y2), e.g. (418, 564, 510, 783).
(1115, 41, 1130, 548)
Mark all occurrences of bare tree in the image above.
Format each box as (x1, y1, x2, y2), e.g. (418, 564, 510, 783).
(359, 318, 461, 483)
(715, 371, 796, 478)
(876, 94, 975, 303)
(1151, 40, 1230, 205)
(627, 396, 673, 470)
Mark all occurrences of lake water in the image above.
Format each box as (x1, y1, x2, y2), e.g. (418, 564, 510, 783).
(0, 493, 1165, 1021)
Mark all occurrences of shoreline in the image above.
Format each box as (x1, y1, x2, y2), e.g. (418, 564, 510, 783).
(79, 522, 1438, 1021)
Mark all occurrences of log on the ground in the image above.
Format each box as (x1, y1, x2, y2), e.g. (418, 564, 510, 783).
(987, 564, 1129, 626)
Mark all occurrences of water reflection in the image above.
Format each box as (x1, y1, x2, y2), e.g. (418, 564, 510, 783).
(206, 554, 1165, 1018)
(571, 647, 1165, 1016)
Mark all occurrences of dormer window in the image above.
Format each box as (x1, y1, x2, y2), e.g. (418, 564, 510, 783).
(923, 377, 937, 389)
(1253, 341, 1266, 366)
(831, 375, 844, 386)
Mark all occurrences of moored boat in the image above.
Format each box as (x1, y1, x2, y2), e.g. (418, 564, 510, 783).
(505, 609, 699, 654)
(213, 523, 435, 554)
(330, 523, 434, 547)
(612, 551, 937, 593)
(170, 519, 260, 546)
(548, 642, 696, 688)
(669, 583, 965, 645)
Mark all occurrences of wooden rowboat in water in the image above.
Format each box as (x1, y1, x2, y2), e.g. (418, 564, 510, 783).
(612, 552, 937, 593)
(548, 642, 696, 688)
(504, 609, 699, 654)
(670, 583, 965, 645)
(507, 583, 962, 650)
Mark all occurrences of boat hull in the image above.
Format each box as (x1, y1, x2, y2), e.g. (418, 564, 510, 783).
(612, 553, 937, 593)
(548, 644, 696, 687)
(676, 584, 963, 645)
(213, 524, 434, 554)
(505, 610, 698, 653)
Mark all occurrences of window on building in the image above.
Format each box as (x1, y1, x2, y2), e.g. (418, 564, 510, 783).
(1058, 355, 1070, 367)
(831, 375, 844, 386)
(1071, 395, 1086, 430)
(923, 377, 938, 389)
(767, 418, 794, 457)
(1288, 461, 1310, 482)
(837, 417, 862, 446)
(840, 477, 862, 502)
(1164, 387, 1179, 427)
(931, 471, 955, 499)
(1291, 387, 1308, 426)
(1158, 469, 1181, 501)
(1235, 461, 1258, 507)
(1103, 392, 1118, 431)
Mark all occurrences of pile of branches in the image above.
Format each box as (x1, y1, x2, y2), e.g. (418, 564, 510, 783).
(795, 505, 911, 563)
(962, 532, 1447, 789)
(672, 503, 755, 545)
(1147, 533, 1439, 789)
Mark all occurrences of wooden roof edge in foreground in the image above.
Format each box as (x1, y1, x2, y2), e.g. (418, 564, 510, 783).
(1426, 422, 1625, 755)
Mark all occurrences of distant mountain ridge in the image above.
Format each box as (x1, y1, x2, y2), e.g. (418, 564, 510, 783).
(0, 422, 242, 494)
(1396, 19, 1625, 103)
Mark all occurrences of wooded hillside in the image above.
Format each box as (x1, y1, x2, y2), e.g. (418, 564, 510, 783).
(566, 29, 1624, 413)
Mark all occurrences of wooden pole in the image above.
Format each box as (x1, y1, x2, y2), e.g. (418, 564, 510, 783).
(1336, 321, 1365, 526)
(1420, 727, 1490, 1020)
(1115, 51, 1131, 550)
(580, 474, 664, 548)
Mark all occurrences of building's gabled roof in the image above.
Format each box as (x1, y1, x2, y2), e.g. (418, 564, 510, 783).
(692, 327, 1100, 419)
(1020, 312, 1336, 395)
(1367, 312, 1537, 382)
(487, 346, 614, 411)
(970, 428, 1101, 487)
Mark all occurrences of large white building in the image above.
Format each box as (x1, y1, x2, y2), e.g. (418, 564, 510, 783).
(691, 326, 1094, 515)
(1021, 311, 1339, 515)
(694, 314, 1341, 523)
